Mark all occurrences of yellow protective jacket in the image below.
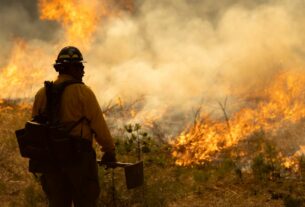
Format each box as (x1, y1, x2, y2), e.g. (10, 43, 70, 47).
(32, 74, 115, 152)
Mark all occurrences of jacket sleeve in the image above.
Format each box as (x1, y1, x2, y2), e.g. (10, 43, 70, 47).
(81, 86, 115, 152)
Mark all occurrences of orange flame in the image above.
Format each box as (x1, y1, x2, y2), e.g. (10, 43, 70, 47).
(38, 0, 107, 48)
(172, 71, 305, 166)
(0, 0, 135, 100)
(0, 40, 48, 99)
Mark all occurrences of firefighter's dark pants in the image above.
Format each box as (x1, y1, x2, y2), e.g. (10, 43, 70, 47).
(40, 149, 100, 207)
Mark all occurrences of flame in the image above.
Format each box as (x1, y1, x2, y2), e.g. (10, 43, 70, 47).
(38, 0, 107, 48)
(282, 157, 297, 170)
(0, 0, 134, 101)
(172, 71, 305, 166)
(0, 0, 105, 99)
(0, 40, 48, 99)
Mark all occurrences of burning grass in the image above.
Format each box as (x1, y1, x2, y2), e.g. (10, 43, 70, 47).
(0, 100, 46, 206)
(172, 70, 305, 168)
(1, 99, 305, 206)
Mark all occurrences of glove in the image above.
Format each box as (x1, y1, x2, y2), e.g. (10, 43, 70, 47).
(101, 150, 117, 168)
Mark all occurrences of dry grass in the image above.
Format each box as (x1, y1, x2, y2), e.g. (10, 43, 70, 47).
(0, 101, 47, 207)
(1, 101, 304, 207)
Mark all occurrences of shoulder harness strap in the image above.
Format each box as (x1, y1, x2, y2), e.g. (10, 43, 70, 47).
(44, 80, 83, 125)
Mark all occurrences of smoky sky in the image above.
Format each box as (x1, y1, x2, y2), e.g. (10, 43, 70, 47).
(0, 0, 58, 41)
(85, 0, 305, 114)
(0, 0, 278, 45)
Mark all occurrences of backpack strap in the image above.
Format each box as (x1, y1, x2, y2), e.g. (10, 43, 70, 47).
(44, 80, 84, 125)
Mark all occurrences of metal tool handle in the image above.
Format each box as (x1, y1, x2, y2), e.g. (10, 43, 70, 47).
(97, 160, 133, 168)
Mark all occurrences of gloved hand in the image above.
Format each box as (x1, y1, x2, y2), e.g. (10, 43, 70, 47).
(101, 150, 117, 168)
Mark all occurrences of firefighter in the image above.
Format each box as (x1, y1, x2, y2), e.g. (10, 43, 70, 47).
(32, 46, 116, 207)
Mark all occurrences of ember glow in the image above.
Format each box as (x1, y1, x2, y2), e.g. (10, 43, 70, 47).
(172, 71, 305, 166)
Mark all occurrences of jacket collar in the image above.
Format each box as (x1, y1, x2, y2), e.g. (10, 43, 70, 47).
(54, 74, 76, 84)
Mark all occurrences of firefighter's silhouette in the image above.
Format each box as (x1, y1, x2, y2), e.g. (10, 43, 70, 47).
(32, 46, 116, 207)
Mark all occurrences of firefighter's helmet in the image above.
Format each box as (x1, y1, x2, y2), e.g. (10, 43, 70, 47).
(54, 46, 84, 65)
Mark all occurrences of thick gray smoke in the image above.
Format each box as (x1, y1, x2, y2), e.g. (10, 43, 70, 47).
(86, 0, 305, 120)
(1, 0, 305, 128)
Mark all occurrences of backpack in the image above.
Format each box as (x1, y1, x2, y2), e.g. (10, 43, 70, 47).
(15, 80, 87, 173)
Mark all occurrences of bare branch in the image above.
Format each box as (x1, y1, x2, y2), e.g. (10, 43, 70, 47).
(218, 97, 233, 139)
(102, 100, 119, 114)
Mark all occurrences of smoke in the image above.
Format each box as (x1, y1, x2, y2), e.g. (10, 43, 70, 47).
(1, 0, 305, 125)
(0, 0, 58, 65)
(86, 0, 305, 118)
